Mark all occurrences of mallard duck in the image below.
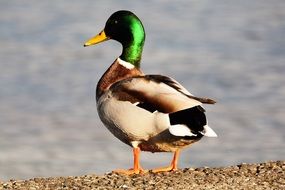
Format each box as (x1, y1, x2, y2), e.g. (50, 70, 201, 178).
(84, 10, 217, 174)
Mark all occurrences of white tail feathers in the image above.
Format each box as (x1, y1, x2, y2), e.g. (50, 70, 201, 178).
(201, 125, 218, 137)
(169, 125, 197, 137)
(169, 124, 217, 138)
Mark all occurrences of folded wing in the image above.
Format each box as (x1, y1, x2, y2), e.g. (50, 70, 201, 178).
(110, 75, 216, 113)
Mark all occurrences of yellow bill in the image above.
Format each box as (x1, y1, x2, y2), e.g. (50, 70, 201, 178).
(84, 30, 109, 47)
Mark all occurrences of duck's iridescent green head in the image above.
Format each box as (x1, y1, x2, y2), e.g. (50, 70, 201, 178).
(84, 10, 145, 68)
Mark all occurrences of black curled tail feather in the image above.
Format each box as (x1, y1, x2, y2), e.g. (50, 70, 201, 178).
(169, 106, 206, 133)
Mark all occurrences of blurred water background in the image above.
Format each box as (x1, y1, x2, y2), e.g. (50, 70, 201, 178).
(0, 0, 285, 180)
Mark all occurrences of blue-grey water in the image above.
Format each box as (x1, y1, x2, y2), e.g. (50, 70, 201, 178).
(0, 1, 285, 180)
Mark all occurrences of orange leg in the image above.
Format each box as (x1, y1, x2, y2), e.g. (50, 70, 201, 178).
(151, 149, 181, 173)
(113, 147, 147, 175)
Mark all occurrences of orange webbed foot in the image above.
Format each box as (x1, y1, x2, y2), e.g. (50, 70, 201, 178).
(151, 149, 180, 173)
(113, 147, 148, 175)
(113, 168, 148, 175)
(151, 166, 178, 173)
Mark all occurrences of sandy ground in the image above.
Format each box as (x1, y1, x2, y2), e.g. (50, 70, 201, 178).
(1, 161, 284, 190)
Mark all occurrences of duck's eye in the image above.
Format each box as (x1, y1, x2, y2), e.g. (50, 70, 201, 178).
(114, 20, 118, 24)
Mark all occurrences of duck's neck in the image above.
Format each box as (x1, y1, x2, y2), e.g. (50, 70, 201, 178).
(119, 19, 145, 68)
(120, 41, 144, 68)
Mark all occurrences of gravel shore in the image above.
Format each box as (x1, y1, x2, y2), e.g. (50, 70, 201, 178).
(1, 161, 284, 190)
